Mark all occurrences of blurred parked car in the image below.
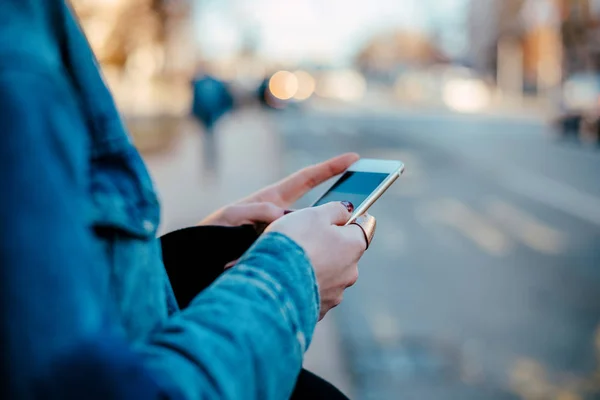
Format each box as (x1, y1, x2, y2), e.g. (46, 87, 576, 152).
(553, 72, 600, 144)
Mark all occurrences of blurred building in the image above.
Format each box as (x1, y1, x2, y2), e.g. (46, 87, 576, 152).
(467, 0, 505, 75)
(467, 0, 562, 95)
(355, 30, 448, 81)
(559, 0, 600, 74)
(70, 0, 195, 117)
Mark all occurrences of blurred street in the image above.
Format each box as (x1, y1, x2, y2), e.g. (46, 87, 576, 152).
(140, 105, 600, 400)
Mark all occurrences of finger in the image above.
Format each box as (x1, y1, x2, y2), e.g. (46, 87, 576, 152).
(315, 201, 354, 226)
(338, 223, 370, 253)
(275, 153, 360, 203)
(224, 259, 238, 269)
(349, 213, 376, 250)
(230, 202, 286, 224)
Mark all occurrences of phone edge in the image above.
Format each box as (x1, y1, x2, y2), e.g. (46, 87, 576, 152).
(344, 166, 403, 225)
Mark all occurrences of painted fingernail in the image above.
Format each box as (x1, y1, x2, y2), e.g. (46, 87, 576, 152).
(284, 209, 294, 215)
(341, 201, 354, 213)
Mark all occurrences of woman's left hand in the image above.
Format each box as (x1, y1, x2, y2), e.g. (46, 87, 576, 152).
(199, 152, 359, 227)
(199, 202, 288, 227)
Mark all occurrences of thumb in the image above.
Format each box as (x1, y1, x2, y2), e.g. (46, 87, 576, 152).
(316, 201, 355, 226)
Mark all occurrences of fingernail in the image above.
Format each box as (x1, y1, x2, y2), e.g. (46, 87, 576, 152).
(341, 201, 354, 213)
(284, 209, 294, 215)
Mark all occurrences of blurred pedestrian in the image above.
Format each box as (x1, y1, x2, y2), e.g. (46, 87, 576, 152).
(190, 68, 234, 177)
(0, 1, 372, 399)
(191, 69, 234, 135)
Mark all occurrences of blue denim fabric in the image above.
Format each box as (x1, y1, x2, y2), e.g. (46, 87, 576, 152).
(0, 1, 319, 399)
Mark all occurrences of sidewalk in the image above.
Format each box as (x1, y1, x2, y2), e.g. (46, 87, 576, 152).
(135, 108, 353, 397)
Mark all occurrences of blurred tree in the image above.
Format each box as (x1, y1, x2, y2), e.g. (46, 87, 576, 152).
(70, 0, 192, 69)
(70, 0, 159, 67)
(70, 0, 194, 117)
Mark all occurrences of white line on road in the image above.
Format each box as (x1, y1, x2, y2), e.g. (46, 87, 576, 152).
(417, 198, 514, 257)
(354, 112, 600, 229)
(498, 167, 600, 228)
(486, 198, 568, 255)
(433, 140, 600, 229)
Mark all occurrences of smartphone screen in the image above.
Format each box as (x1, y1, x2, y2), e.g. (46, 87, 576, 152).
(313, 171, 389, 208)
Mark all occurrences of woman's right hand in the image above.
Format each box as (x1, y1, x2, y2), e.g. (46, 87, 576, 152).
(265, 201, 368, 320)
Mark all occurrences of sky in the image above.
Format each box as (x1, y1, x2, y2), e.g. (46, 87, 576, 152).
(192, 0, 470, 63)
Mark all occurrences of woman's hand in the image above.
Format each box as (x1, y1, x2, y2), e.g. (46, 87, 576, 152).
(266, 201, 368, 320)
(198, 153, 359, 227)
(199, 202, 290, 227)
(239, 153, 359, 208)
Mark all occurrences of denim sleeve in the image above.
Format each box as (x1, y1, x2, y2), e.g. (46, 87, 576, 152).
(140, 232, 320, 399)
(0, 69, 320, 400)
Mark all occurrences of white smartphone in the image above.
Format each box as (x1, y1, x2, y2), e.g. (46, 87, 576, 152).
(312, 158, 405, 225)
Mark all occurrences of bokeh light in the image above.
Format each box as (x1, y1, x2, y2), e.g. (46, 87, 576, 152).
(442, 78, 491, 113)
(315, 69, 366, 102)
(268, 70, 299, 100)
(292, 70, 316, 101)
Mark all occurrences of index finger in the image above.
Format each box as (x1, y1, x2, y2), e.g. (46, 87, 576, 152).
(277, 153, 360, 203)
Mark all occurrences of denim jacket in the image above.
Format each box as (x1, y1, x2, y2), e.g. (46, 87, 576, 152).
(0, 1, 319, 399)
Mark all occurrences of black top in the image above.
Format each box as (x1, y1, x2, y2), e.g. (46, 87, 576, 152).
(160, 225, 259, 308)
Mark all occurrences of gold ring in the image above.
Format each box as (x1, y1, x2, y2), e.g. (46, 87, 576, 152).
(350, 213, 376, 249)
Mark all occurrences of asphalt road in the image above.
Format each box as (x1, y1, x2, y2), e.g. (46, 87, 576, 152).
(274, 108, 600, 400)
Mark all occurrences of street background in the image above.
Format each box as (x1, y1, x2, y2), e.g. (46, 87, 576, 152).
(73, 1, 600, 399)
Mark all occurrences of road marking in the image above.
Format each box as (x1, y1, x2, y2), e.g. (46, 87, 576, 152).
(402, 126, 600, 228)
(509, 357, 588, 400)
(498, 167, 600, 228)
(414, 202, 469, 252)
(419, 198, 513, 257)
(486, 198, 568, 255)
(509, 358, 556, 399)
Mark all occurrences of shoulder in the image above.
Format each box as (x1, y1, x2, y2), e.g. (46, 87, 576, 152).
(0, 0, 66, 77)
